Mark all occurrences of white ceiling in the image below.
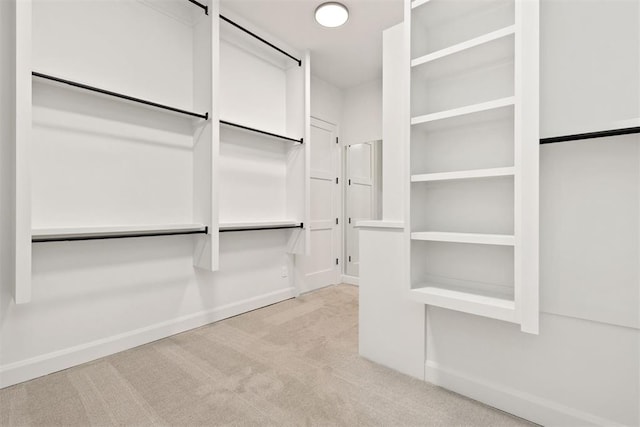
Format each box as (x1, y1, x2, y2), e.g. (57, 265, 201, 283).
(220, 0, 404, 89)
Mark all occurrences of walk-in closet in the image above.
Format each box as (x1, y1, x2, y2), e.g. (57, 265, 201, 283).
(1, 0, 638, 425)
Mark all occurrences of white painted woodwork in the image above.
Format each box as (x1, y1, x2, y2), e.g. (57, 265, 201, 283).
(411, 286, 516, 322)
(359, 224, 425, 380)
(411, 25, 515, 67)
(407, 0, 539, 332)
(218, 220, 301, 230)
(411, 167, 515, 183)
(32, 224, 207, 240)
(302, 118, 340, 292)
(411, 232, 515, 246)
(356, 220, 404, 229)
(411, 97, 516, 125)
(14, 0, 32, 303)
(3, 0, 309, 388)
(345, 141, 379, 277)
(421, 2, 639, 425)
(216, 8, 309, 263)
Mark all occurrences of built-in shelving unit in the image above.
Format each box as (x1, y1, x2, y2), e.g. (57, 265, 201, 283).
(14, 0, 216, 303)
(216, 10, 309, 253)
(406, 0, 539, 333)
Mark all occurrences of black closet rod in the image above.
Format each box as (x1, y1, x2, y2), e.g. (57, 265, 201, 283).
(220, 120, 303, 143)
(219, 14, 302, 67)
(33, 227, 209, 243)
(32, 72, 209, 120)
(187, 0, 208, 15)
(540, 126, 640, 144)
(220, 224, 304, 232)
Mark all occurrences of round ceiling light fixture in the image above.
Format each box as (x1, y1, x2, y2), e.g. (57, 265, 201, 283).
(315, 2, 349, 28)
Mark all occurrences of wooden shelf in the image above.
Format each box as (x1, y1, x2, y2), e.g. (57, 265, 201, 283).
(32, 224, 208, 242)
(409, 285, 516, 322)
(411, 231, 515, 246)
(32, 72, 208, 120)
(411, 97, 515, 126)
(411, 25, 515, 67)
(219, 220, 303, 232)
(220, 120, 303, 144)
(411, 167, 514, 183)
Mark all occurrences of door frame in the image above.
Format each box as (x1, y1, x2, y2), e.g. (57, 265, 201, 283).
(343, 140, 382, 284)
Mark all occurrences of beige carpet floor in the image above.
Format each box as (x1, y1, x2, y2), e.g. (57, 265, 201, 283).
(1, 284, 534, 426)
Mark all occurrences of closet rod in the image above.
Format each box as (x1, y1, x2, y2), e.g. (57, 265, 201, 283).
(220, 120, 303, 143)
(32, 72, 209, 120)
(219, 15, 302, 67)
(32, 227, 208, 243)
(219, 224, 304, 232)
(540, 126, 640, 144)
(186, 0, 208, 15)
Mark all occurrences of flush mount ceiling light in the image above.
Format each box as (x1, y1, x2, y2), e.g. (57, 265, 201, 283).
(315, 2, 349, 28)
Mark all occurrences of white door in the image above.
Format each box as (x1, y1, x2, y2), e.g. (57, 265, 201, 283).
(303, 118, 340, 291)
(346, 142, 378, 277)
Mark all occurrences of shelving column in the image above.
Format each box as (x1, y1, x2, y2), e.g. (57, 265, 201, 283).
(406, 0, 539, 333)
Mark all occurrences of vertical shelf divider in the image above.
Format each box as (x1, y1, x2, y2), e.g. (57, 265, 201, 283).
(15, 0, 33, 304)
(513, 0, 540, 333)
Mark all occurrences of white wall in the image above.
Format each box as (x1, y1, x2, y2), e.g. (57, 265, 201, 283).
(310, 75, 343, 126)
(342, 78, 382, 145)
(0, 2, 299, 388)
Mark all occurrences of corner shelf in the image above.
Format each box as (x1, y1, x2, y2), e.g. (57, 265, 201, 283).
(411, 97, 515, 125)
(411, 167, 514, 183)
(411, 25, 515, 67)
(32, 224, 208, 242)
(411, 231, 515, 246)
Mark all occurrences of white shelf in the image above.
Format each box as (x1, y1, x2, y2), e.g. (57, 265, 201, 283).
(32, 224, 208, 242)
(411, 231, 515, 246)
(411, 97, 515, 126)
(411, 25, 515, 67)
(409, 285, 516, 323)
(411, 0, 431, 9)
(219, 220, 302, 231)
(411, 167, 515, 183)
(355, 220, 405, 229)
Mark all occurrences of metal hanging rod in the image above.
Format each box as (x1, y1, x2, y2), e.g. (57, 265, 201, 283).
(540, 126, 640, 144)
(32, 226, 208, 243)
(219, 15, 302, 67)
(219, 223, 304, 232)
(186, 0, 208, 15)
(220, 120, 303, 144)
(32, 72, 209, 120)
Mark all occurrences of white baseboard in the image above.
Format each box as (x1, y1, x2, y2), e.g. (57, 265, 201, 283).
(341, 274, 359, 286)
(425, 360, 625, 427)
(0, 288, 295, 389)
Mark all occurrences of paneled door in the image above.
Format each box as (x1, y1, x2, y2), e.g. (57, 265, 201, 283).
(303, 117, 340, 292)
(346, 142, 379, 277)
